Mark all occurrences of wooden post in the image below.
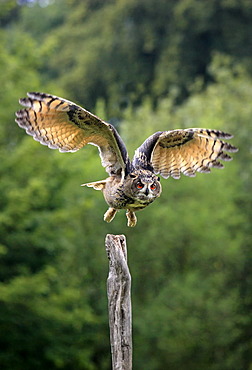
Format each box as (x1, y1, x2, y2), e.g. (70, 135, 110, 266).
(105, 234, 132, 370)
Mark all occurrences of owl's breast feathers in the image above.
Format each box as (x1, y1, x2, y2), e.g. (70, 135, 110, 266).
(102, 173, 159, 211)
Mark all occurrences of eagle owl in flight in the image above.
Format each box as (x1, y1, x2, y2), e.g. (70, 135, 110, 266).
(16, 93, 238, 227)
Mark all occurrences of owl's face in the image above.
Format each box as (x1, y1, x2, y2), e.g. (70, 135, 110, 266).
(126, 170, 162, 202)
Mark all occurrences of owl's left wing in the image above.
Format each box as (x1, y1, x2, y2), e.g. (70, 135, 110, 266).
(133, 128, 238, 179)
(16, 92, 129, 176)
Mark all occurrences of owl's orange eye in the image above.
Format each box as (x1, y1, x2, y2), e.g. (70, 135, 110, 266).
(136, 181, 144, 189)
(150, 183, 156, 190)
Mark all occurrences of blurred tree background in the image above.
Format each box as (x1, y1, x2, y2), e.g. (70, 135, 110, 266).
(0, 0, 251, 369)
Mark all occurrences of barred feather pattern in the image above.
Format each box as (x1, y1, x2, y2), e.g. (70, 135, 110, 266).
(150, 129, 238, 179)
(15, 92, 128, 176)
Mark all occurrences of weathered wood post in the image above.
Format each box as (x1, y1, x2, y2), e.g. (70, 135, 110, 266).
(105, 234, 132, 370)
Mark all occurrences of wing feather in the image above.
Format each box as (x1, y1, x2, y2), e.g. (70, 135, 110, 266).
(16, 92, 128, 176)
(133, 128, 238, 179)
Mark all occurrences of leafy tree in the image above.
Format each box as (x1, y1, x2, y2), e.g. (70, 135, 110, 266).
(17, 0, 252, 113)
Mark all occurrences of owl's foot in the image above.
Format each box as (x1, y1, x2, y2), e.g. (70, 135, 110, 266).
(104, 207, 117, 223)
(126, 210, 137, 227)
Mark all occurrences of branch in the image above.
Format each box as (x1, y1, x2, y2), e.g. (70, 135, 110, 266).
(105, 234, 132, 370)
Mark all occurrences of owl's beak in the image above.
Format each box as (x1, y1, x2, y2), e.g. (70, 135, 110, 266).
(145, 188, 149, 196)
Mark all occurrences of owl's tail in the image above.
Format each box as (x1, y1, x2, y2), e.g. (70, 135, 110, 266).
(81, 179, 108, 191)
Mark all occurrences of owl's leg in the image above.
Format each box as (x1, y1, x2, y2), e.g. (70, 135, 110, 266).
(126, 210, 137, 227)
(104, 207, 117, 223)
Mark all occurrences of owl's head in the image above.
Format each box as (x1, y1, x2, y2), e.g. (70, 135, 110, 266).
(126, 169, 162, 202)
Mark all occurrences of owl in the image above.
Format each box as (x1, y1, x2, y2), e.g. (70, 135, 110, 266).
(16, 92, 238, 227)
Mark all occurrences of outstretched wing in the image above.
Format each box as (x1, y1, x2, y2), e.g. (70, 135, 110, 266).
(133, 128, 238, 179)
(16, 92, 129, 176)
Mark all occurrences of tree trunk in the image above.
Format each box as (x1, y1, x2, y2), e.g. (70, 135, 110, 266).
(105, 234, 132, 370)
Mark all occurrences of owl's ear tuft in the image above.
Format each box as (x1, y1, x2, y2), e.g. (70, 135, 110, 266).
(129, 173, 137, 178)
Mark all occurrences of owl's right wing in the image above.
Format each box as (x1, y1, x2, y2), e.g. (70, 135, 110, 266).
(133, 128, 238, 179)
(16, 92, 129, 176)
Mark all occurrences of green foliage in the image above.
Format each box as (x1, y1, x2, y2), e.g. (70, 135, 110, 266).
(0, 266, 105, 370)
(16, 0, 252, 114)
(0, 1, 251, 369)
(0, 29, 41, 145)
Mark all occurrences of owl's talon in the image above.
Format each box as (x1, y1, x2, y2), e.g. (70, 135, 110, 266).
(126, 210, 137, 227)
(104, 207, 117, 223)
